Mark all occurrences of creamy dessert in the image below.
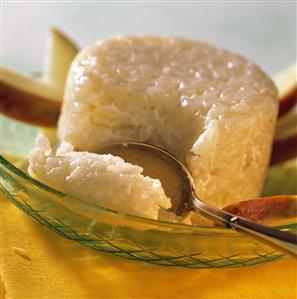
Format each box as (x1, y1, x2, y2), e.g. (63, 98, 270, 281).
(29, 35, 278, 221)
(29, 134, 170, 219)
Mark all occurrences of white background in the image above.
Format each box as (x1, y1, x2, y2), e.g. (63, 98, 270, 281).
(1, 1, 296, 76)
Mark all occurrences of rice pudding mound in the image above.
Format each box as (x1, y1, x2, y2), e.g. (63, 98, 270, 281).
(58, 35, 278, 209)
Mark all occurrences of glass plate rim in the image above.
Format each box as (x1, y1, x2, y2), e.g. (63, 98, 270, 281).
(1, 154, 296, 234)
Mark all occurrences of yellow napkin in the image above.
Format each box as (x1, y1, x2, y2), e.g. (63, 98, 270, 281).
(1, 193, 297, 299)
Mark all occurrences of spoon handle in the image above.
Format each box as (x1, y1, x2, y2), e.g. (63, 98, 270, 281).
(192, 197, 297, 257)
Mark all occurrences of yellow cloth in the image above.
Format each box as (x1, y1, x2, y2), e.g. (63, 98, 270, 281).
(1, 193, 297, 299)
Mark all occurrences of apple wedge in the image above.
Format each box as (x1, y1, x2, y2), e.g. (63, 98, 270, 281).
(223, 195, 297, 225)
(270, 62, 297, 165)
(275, 106, 297, 141)
(0, 67, 61, 100)
(40, 28, 79, 138)
(271, 133, 297, 165)
(274, 62, 297, 117)
(42, 27, 79, 92)
(0, 68, 61, 127)
(0, 28, 79, 127)
(273, 61, 297, 141)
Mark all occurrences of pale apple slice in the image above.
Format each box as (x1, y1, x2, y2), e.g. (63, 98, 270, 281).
(0, 67, 61, 99)
(270, 62, 297, 165)
(40, 28, 79, 138)
(275, 106, 297, 141)
(274, 61, 297, 116)
(0, 70, 61, 127)
(42, 27, 79, 92)
(0, 28, 79, 127)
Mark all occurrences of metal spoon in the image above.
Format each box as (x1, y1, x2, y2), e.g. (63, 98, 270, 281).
(98, 141, 297, 257)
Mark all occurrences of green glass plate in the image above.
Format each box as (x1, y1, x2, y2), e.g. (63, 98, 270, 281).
(1, 115, 296, 268)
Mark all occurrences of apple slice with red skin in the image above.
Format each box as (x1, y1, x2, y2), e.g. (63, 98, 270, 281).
(271, 78, 297, 165)
(278, 86, 297, 117)
(274, 62, 297, 117)
(0, 79, 61, 127)
(270, 62, 297, 165)
(0, 27, 78, 127)
(42, 27, 79, 91)
(223, 195, 297, 224)
(271, 133, 297, 165)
